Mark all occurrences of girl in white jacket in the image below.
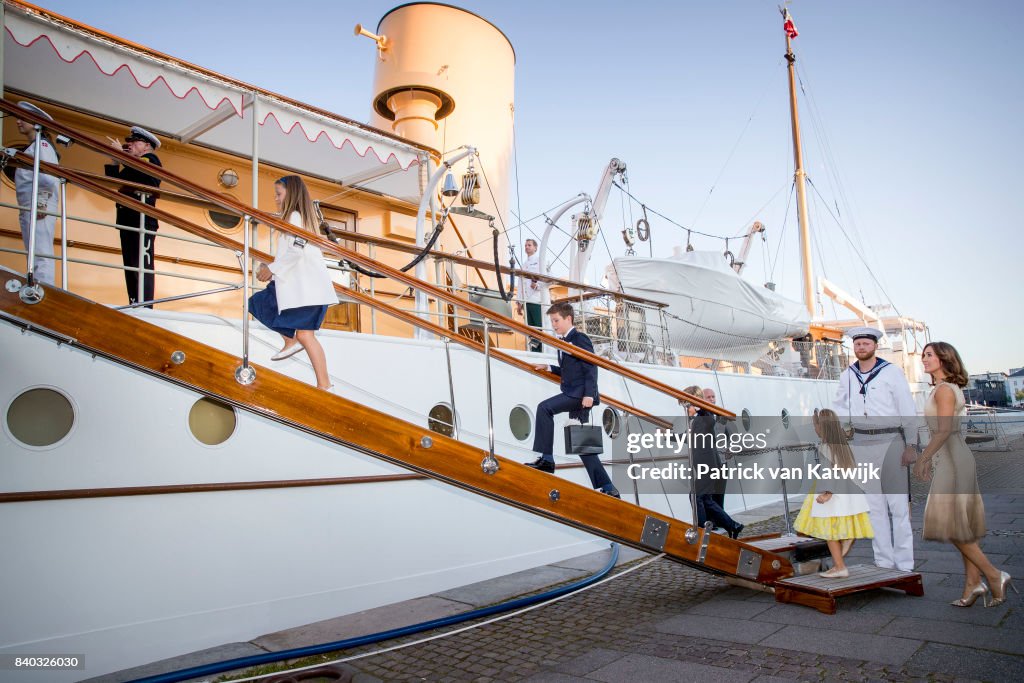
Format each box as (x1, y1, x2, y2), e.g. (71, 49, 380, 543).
(250, 175, 338, 390)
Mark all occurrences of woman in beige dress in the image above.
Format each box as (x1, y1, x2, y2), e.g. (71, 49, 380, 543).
(914, 341, 1016, 607)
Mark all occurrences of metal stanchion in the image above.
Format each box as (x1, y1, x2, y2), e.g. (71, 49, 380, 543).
(136, 192, 150, 305)
(443, 337, 460, 440)
(235, 215, 256, 385)
(481, 318, 499, 474)
(778, 446, 795, 536)
(59, 179, 68, 289)
(20, 126, 45, 303)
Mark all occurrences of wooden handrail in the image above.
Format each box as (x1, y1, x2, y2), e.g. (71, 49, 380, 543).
(15, 156, 673, 428)
(2, 99, 727, 417)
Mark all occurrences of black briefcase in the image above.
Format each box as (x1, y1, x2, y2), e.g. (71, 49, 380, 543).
(564, 420, 604, 455)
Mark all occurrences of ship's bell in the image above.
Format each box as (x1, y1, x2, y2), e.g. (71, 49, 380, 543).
(441, 172, 459, 197)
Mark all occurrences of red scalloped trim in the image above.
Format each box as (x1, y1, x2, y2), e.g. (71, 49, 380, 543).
(7, 27, 421, 170)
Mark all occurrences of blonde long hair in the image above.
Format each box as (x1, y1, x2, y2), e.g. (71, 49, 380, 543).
(815, 408, 856, 470)
(275, 175, 317, 233)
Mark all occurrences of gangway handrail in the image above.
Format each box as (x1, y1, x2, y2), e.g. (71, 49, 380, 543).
(5, 148, 676, 429)
(1, 99, 727, 417)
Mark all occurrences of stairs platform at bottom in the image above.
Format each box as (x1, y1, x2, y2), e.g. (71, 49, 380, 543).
(773, 564, 924, 614)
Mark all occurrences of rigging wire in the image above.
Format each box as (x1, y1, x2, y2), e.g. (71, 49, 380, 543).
(768, 181, 795, 282)
(613, 181, 748, 242)
(805, 177, 910, 324)
(690, 57, 787, 228)
(794, 61, 886, 305)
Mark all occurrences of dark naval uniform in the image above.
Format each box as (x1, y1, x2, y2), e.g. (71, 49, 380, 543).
(105, 127, 162, 307)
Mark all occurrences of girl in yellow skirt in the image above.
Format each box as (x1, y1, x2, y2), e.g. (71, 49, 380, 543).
(795, 409, 874, 578)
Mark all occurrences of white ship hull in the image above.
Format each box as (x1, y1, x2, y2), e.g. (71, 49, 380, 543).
(1, 311, 837, 679)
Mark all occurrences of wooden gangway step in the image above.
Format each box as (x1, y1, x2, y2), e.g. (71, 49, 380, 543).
(773, 564, 924, 614)
(746, 535, 826, 553)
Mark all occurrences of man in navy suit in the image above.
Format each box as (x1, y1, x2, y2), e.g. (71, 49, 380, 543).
(525, 302, 619, 497)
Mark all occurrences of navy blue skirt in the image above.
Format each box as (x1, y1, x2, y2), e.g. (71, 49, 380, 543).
(249, 281, 327, 338)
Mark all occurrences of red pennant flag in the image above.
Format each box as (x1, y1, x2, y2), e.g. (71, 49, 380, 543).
(783, 9, 799, 39)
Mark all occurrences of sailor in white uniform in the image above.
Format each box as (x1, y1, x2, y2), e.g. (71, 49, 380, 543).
(833, 326, 919, 572)
(14, 102, 60, 286)
(515, 238, 546, 352)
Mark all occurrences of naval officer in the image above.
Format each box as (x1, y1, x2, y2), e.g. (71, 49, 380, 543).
(105, 125, 162, 307)
(14, 102, 60, 286)
(833, 326, 919, 572)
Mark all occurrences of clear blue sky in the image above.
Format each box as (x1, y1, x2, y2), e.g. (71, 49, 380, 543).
(35, 0, 1024, 374)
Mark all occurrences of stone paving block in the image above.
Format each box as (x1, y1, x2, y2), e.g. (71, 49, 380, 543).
(548, 647, 628, 676)
(653, 613, 784, 644)
(753, 603, 894, 633)
(253, 596, 473, 650)
(587, 653, 757, 682)
(749, 674, 796, 683)
(551, 545, 649, 572)
(881, 616, 1024, 656)
(80, 642, 269, 683)
(521, 673, 593, 683)
(687, 598, 775, 619)
(858, 590, 1005, 625)
(904, 642, 1024, 683)
(759, 625, 923, 666)
(435, 564, 588, 607)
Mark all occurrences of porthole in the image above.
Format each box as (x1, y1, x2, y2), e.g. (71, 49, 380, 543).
(428, 403, 456, 438)
(207, 208, 242, 232)
(741, 408, 751, 432)
(781, 408, 791, 430)
(602, 407, 621, 438)
(5, 387, 75, 448)
(509, 405, 532, 441)
(188, 397, 237, 446)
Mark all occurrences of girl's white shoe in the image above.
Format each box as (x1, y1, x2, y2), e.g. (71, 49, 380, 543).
(271, 343, 303, 361)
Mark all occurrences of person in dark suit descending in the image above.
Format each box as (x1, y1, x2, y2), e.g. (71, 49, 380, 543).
(524, 302, 620, 498)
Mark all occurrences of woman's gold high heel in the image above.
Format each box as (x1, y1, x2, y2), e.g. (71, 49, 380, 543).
(950, 583, 988, 607)
(987, 572, 1018, 607)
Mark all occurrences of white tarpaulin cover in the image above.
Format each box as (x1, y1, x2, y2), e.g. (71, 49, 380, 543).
(613, 250, 810, 362)
(3, 1, 429, 201)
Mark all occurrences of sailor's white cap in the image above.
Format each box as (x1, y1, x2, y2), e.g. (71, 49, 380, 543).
(847, 326, 883, 342)
(125, 125, 161, 149)
(16, 101, 53, 122)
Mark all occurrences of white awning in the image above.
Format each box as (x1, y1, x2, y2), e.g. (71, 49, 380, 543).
(3, 1, 430, 201)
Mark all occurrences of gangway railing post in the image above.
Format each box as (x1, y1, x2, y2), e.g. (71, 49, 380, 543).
(481, 317, 499, 474)
(443, 336, 460, 440)
(20, 124, 45, 303)
(368, 243, 377, 334)
(136, 191, 151, 306)
(235, 214, 256, 385)
(778, 446, 795, 536)
(685, 411, 700, 544)
(59, 178, 68, 289)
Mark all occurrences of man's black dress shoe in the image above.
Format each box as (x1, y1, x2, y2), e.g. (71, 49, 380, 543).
(525, 457, 555, 473)
(728, 523, 745, 540)
(603, 488, 621, 499)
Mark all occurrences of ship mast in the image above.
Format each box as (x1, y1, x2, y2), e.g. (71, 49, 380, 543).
(782, 6, 815, 317)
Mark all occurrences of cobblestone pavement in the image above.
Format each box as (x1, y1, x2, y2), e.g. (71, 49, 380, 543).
(224, 444, 1024, 683)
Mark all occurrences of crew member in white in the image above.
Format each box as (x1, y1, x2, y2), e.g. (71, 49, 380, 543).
(14, 102, 60, 286)
(833, 326, 919, 572)
(514, 238, 545, 352)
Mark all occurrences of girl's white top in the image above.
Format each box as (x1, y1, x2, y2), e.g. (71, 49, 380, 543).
(268, 211, 338, 312)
